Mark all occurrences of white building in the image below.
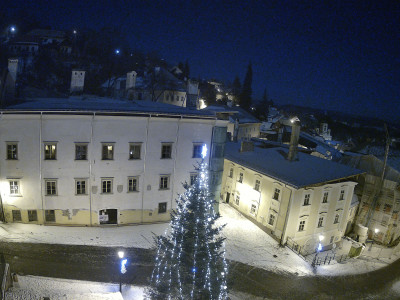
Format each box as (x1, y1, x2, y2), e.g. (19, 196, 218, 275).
(0, 96, 227, 226)
(221, 140, 363, 254)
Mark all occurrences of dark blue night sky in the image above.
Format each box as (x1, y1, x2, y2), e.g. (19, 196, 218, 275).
(3, 0, 400, 122)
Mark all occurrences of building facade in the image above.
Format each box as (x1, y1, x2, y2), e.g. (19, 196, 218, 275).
(0, 98, 226, 226)
(221, 141, 362, 254)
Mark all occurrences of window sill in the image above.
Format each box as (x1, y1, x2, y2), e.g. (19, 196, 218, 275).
(303, 204, 311, 206)
(160, 157, 172, 160)
(128, 158, 141, 160)
(6, 159, 18, 161)
(159, 188, 170, 191)
(9, 195, 22, 197)
(44, 159, 57, 161)
(127, 190, 139, 193)
(100, 193, 113, 195)
(45, 194, 58, 196)
(101, 159, 114, 161)
(74, 159, 88, 161)
(75, 194, 88, 196)
(158, 211, 167, 214)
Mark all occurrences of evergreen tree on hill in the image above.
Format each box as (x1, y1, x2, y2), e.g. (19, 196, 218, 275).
(239, 62, 252, 110)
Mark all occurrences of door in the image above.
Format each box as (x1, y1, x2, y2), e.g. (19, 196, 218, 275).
(99, 209, 118, 225)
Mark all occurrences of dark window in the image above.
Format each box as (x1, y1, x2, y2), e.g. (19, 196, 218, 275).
(190, 174, 198, 185)
(273, 188, 280, 201)
(192, 144, 203, 158)
(102, 144, 114, 160)
(102, 179, 112, 193)
(254, 179, 261, 191)
(45, 180, 57, 195)
(238, 172, 243, 183)
(129, 144, 141, 159)
(334, 214, 339, 224)
(159, 176, 169, 190)
(44, 144, 57, 160)
(229, 168, 233, 178)
(304, 194, 310, 206)
(322, 192, 329, 203)
(75, 144, 88, 160)
(45, 210, 55, 222)
(269, 214, 275, 226)
(7, 144, 18, 160)
(12, 210, 21, 222)
(158, 202, 167, 214)
(318, 217, 324, 228)
(128, 177, 138, 192)
(339, 190, 345, 201)
(76, 180, 86, 195)
(28, 210, 37, 222)
(299, 220, 306, 231)
(161, 144, 172, 159)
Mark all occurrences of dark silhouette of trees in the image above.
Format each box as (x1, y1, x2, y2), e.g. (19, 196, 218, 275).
(239, 62, 252, 110)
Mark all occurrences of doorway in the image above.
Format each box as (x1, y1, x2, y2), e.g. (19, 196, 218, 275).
(99, 209, 118, 225)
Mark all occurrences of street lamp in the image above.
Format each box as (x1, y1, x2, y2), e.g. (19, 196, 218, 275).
(118, 251, 127, 293)
(312, 235, 324, 268)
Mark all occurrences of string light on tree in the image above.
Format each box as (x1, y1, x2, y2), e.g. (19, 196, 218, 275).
(148, 144, 228, 299)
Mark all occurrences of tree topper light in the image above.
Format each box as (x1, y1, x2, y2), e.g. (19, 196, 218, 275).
(201, 144, 208, 159)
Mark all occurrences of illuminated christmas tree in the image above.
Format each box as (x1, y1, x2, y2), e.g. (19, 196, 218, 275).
(148, 145, 228, 300)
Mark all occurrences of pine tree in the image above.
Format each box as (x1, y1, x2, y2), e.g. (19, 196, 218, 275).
(148, 145, 228, 300)
(232, 76, 241, 105)
(240, 63, 253, 110)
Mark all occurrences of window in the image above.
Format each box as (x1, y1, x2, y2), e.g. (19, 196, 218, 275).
(298, 220, 306, 231)
(330, 236, 334, 244)
(161, 144, 172, 159)
(339, 190, 345, 201)
(318, 217, 324, 228)
(128, 177, 138, 192)
(45, 210, 55, 222)
(158, 202, 167, 214)
(44, 143, 57, 160)
(101, 178, 113, 193)
(213, 144, 224, 158)
(273, 188, 280, 201)
(238, 172, 243, 183)
(9, 180, 20, 195)
(254, 179, 261, 191)
(250, 204, 257, 215)
(322, 192, 329, 203)
(75, 179, 87, 195)
(129, 143, 141, 160)
(334, 214, 340, 224)
(303, 194, 310, 206)
(45, 180, 57, 196)
(192, 144, 203, 158)
(7, 143, 18, 160)
(159, 175, 170, 190)
(28, 210, 37, 222)
(12, 210, 21, 222)
(102, 144, 114, 160)
(75, 144, 88, 160)
(190, 173, 198, 185)
(268, 214, 275, 226)
(235, 195, 240, 205)
(229, 168, 233, 178)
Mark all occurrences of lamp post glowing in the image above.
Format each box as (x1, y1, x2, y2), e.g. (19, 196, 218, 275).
(118, 251, 127, 293)
(312, 235, 324, 268)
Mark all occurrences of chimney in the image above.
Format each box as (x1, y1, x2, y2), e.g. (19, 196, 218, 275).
(8, 59, 18, 82)
(126, 71, 137, 90)
(70, 70, 85, 94)
(240, 140, 254, 152)
(287, 118, 300, 161)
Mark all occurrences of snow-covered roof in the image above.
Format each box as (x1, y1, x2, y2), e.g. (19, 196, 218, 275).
(2, 96, 215, 118)
(204, 105, 260, 124)
(224, 142, 363, 189)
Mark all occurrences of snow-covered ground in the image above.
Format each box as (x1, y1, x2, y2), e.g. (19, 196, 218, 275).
(0, 203, 398, 277)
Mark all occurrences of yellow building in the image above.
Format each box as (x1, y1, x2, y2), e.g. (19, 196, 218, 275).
(221, 141, 363, 255)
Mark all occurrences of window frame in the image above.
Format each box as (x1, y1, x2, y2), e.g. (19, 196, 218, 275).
(45, 179, 57, 196)
(298, 220, 306, 231)
(9, 180, 21, 196)
(44, 142, 57, 160)
(161, 143, 172, 159)
(272, 188, 281, 201)
(45, 209, 56, 222)
(229, 168, 233, 178)
(128, 176, 139, 192)
(129, 143, 142, 160)
(317, 216, 324, 228)
(12, 210, 22, 222)
(6, 142, 18, 160)
(75, 143, 88, 160)
(334, 214, 340, 224)
(254, 179, 261, 192)
(268, 214, 275, 226)
(75, 179, 87, 195)
(159, 175, 170, 190)
(303, 194, 311, 206)
(28, 210, 38, 222)
(158, 202, 167, 214)
(238, 172, 243, 183)
(101, 143, 114, 160)
(235, 194, 240, 206)
(192, 143, 203, 158)
(322, 191, 329, 203)
(190, 173, 198, 186)
(250, 203, 257, 215)
(101, 178, 113, 194)
(339, 190, 345, 201)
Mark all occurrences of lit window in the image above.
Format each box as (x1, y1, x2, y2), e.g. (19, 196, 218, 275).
(159, 175, 170, 190)
(101, 178, 113, 193)
(318, 217, 324, 228)
(250, 204, 257, 215)
(322, 192, 329, 203)
(334, 214, 340, 224)
(158, 202, 167, 214)
(75, 144, 88, 160)
(235, 195, 240, 205)
(75, 179, 87, 195)
(268, 214, 275, 226)
(273, 188, 280, 201)
(161, 144, 172, 159)
(7, 143, 18, 160)
(44, 143, 57, 160)
(339, 190, 345, 201)
(254, 179, 261, 191)
(45, 180, 57, 196)
(9, 180, 20, 195)
(238, 172, 243, 183)
(129, 143, 141, 160)
(304, 194, 310, 206)
(192, 144, 203, 158)
(128, 176, 138, 192)
(102, 144, 114, 160)
(299, 220, 306, 231)
(190, 173, 198, 185)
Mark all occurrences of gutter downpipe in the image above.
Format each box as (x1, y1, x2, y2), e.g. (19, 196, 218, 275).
(170, 116, 182, 212)
(89, 112, 95, 226)
(141, 115, 151, 223)
(40, 112, 44, 224)
(280, 184, 293, 246)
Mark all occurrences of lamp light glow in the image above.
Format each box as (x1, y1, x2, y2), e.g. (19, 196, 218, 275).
(201, 144, 208, 159)
(118, 251, 124, 259)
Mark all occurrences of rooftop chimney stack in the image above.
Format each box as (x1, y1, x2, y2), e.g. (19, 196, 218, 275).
(287, 117, 301, 161)
(126, 71, 137, 90)
(70, 70, 85, 94)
